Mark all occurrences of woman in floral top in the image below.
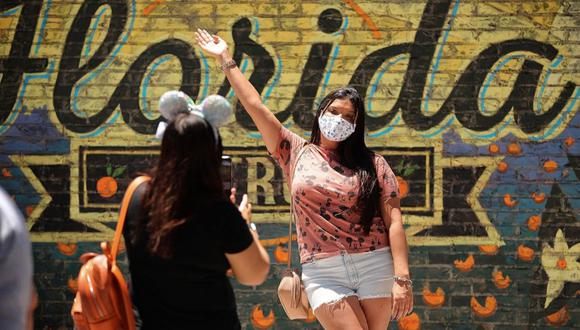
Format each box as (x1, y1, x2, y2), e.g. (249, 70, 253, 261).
(196, 28, 412, 329)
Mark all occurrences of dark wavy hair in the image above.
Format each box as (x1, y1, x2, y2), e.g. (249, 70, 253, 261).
(142, 113, 225, 258)
(310, 87, 380, 234)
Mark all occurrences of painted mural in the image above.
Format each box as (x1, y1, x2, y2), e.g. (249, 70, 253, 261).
(0, 0, 578, 328)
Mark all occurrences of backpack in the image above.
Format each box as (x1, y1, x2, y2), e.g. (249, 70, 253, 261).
(71, 176, 150, 330)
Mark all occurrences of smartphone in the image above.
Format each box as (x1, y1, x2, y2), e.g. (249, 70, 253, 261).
(221, 155, 232, 196)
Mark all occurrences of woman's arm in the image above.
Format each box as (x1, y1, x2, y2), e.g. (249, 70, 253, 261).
(384, 198, 410, 278)
(380, 197, 413, 320)
(225, 191, 270, 286)
(195, 29, 282, 154)
(225, 231, 270, 286)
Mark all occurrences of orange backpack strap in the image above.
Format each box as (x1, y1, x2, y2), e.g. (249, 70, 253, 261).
(110, 176, 151, 263)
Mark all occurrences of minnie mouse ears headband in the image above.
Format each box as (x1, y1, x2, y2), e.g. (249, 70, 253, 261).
(155, 90, 233, 139)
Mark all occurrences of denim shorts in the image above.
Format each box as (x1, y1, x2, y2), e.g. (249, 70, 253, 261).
(301, 247, 394, 311)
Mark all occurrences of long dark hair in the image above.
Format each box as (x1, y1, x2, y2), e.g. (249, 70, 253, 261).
(143, 113, 225, 258)
(310, 87, 380, 234)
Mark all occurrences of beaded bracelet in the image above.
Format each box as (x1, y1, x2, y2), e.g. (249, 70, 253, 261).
(393, 276, 413, 287)
(221, 59, 237, 71)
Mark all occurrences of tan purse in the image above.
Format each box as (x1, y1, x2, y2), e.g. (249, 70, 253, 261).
(277, 146, 310, 320)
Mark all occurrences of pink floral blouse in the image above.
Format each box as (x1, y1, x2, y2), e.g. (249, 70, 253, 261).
(270, 127, 400, 264)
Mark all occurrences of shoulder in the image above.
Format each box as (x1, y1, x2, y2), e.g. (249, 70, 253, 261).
(127, 177, 150, 206)
(205, 199, 241, 218)
(372, 152, 395, 175)
(280, 126, 307, 148)
(372, 152, 388, 167)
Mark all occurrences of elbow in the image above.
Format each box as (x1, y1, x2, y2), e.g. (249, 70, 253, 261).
(238, 259, 270, 286)
(247, 100, 265, 113)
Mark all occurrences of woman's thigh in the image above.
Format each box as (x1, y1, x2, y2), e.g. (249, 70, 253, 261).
(313, 295, 369, 330)
(360, 297, 392, 330)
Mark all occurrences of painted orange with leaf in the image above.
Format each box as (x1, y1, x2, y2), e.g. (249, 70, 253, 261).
(96, 164, 126, 198)
(393, 160, 418, 199)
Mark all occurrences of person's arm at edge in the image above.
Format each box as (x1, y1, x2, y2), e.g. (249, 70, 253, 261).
(381, 197, 413, 320)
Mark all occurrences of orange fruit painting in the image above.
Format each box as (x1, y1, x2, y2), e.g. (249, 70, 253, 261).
(497, 161, 509, 173)
(492, 270, 511, 289)
(250, 304, 275, 329)
(507, 143, 522, 155)
(396, 176, 409, 198)
(1, 168, 12, 177)
(564, 136, 574, 147)
(545, 306, 569, 326)
(97, 176, 118, 198)
(454, 254, 475, 272)
(503, 194, 517, 207)
(423, 287, 445, 307)
(517, 244, 535, 261)
(398, 312, 420, 330)
(56, 242, 78, 256)
(392, 160, 418, 200)
(274, 245, 289, 263)
(471, 296, 497, 318)
(67, 277, 78, 293)
(25, 205, 34, 216)
(527, 215, 541, 231)
(488, 143, 500, 154)
(531, 192, 545, 204)
(543, 160, 558, 173)
(478, 245, 499, 255)
(96, 164, 126, 198)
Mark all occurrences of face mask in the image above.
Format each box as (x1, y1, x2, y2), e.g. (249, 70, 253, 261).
(318, 112, 356, 142)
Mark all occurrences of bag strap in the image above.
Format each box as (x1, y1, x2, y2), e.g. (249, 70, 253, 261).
(111, 175, 151, 263)
(287, 144, 310, 269)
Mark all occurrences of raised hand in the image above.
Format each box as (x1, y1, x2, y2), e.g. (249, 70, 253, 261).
(229, 188, 252, 223)
(195, 28, 228, 59)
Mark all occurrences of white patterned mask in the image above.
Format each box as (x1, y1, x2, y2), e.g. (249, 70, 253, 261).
(318, 112, 356, 142)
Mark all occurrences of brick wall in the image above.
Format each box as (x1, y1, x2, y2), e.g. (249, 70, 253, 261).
(0, 0, 578, 328)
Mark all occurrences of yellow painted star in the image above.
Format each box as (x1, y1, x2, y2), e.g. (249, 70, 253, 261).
(542, 229, 580, 308)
